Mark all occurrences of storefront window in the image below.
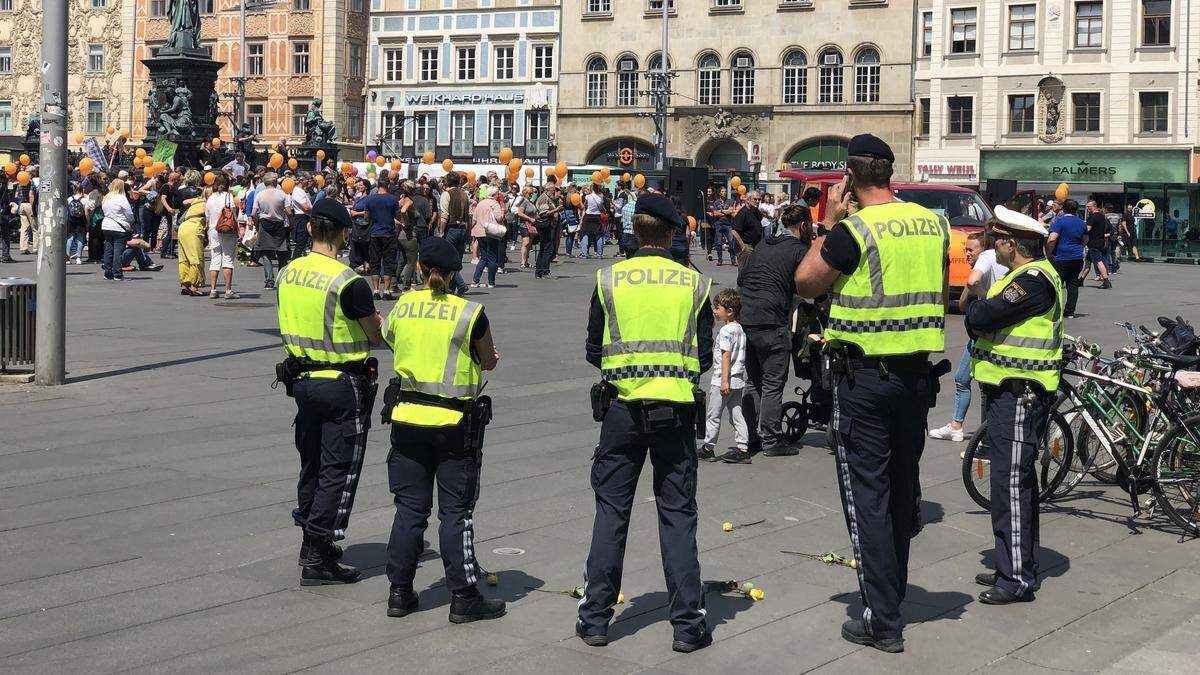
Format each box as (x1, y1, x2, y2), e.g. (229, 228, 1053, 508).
(786, 138, 847, 171)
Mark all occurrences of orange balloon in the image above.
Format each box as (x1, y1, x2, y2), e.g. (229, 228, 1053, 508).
(346, 176, 356, 187)
(74, 133, 84, 144)
(3, 163, 15, 176)
(145, 164, 158, 178)
(269, 153, 284, 169)
(16, 170, 30, 186)
(120, 129, 129, 138)
(341, 162, 353, 175)
(687, 215, 697, 232)
(570, 192, 582, 206)
(622, 172, 631, 183)
(135, 147, 147, 158)
(591, 171, 602, 184)
(106, 126, 115, 135)
(79, 158, 94, 175)
(467, 171, 477, 182)
(153, 161, 166, 174)
(524, 167, 534, 178)
(554, 162, 568, 179)
(633, 174, 646, 189)
(422, 151, 435, 164)
(442, 158, 454, 172)
(730, 175, 742, 188)
(211, 137, 221, 148)
(288, 158, 298, 170)
(508, 158, 523, 174)
(316, 149, 326, 160)
(1055, 182, 1070, 201)
(498, 147, 513, 164)
(18, 154, 30, 166)
(737, 184, 747, 196)
(133, 156, 144, 168)
(600, 168, 611, 180)
(204, 172, 216, 185)
(313, 174, 325, 188)
(375, 156, 385, 167)
(281, 177, 296, 194)
(390, 159, 401, 172)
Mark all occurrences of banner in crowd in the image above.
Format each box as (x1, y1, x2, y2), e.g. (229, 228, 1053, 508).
(152, 140, 178, 167)
(82, 138, 110, 173)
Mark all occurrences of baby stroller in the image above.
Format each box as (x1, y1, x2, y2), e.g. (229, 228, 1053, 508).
(780, 301, 833, 446)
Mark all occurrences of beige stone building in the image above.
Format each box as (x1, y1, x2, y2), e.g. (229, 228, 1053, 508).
(556, 0, 915, 181)
(0, 0, 136, 153)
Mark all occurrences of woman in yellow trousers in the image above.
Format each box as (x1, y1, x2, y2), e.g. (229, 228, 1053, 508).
(176, 187, 209, 295)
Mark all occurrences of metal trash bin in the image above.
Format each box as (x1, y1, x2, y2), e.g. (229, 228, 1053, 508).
(0, 277, 35, 373)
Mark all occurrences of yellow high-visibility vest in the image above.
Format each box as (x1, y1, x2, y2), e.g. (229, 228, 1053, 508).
(276, 253, 370, 378)
(970, 258, 1064, 391)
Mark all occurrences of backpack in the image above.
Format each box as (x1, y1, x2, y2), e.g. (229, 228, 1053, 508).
(215, 193, 238, 234)
(67, 197, 85, 221)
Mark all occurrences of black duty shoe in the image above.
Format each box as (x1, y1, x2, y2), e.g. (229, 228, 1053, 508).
(387, 587, 420, 618)
(300, 543, 360, 586)
(841, 619, 904, 653)
(697, 447, 718, 462)
(1101, 279, 1113, 289)
(671, 631, 713, 653)
(762, 445, 800, 457)
(978, 586, 1034, 605)
(448, 592, 506, 623)
(140, 264, 164, 272)
(298, 536, 343, 565)
(720, 449, 752, 464)
(975, 572, 998, 587)
(576, 621, 609, 647)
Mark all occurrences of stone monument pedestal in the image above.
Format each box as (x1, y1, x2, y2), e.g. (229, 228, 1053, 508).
(294, 145, 339, 173)
(141, 51, 225, 169)
(21, 139, 39, 165)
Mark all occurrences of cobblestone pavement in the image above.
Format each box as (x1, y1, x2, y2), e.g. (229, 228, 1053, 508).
(1, 250, 1198, 673)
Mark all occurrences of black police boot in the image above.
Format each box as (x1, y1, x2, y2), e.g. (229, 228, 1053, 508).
(298, 534, 344, 566)
(448, 589, 506, 624)
(975, 571, 998, 587)
(762, 444, 800, 457)
(671, 629, 713, 653)
(300, 540, 360, 586)
(576, 621, 609, 647)
(841, 619, 904, 653)
(979, 586, 1034, 605)
(386, 586, 420, 618)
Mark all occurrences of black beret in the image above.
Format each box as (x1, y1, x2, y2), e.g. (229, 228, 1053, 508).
(311, 198, 353, 231)
(418, 235, 463, 272)
(847, 133, 895, 162)
(634, 192, 685, 230)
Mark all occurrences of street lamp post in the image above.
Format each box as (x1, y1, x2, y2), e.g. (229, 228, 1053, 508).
(652, 0, 670, 171)
(228, 1, 285, 132)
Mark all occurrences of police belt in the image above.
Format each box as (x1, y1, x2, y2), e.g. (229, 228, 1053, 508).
(980, 378, 1049, 397)
(294, 360, 374, 379)
(395, 389, 473, 413)
(843, 354, 931, 374)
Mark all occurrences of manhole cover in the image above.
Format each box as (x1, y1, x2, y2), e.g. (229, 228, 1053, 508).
(214, 302, 273, 308)
(492, 547, 525, 556)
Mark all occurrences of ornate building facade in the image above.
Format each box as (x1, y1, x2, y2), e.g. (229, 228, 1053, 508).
(555, 0, 914, 180)
(130, 0, 368, 155)
(0, 0, 135, 152)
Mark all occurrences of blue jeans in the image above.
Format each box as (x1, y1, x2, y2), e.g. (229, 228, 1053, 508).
(716, 224, 735, 264)
(582, 233, 603, 257)
(67, 223, 87, 258)
(564, 230, 578, 256)
(102, 231, 128, 279)
(472, 236, 498, 285)
(953, 339, 974, 424)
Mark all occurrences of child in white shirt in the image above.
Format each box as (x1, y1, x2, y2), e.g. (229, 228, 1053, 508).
(699, 289, 751, 464)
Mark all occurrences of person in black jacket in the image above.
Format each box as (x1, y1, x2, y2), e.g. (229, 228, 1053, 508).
(736, 203, 813, 455)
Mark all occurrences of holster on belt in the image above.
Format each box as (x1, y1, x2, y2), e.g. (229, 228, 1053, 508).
(927, 358, 952, 409)
(694, 388, 706, 439)
(463, 396, 493, 452)
(590, 381, 616, 422)
(381, 377, 402, 425)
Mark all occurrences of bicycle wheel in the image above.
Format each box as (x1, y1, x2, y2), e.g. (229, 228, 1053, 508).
(781, 401, 808, 443)
(1151, 413, 1200, 536)
(960, 411, 1073, 510)
(1085, 391, 1148, 483)
(1044, 412, 1081, 499)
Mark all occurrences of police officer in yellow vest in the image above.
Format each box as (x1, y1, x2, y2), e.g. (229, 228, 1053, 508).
(794, 134, 949, 653)
(578, 193, 715, 653)
(381, 236, 506, 624)
(967, 206, 1063, 606)
(275, 198, 383, 586)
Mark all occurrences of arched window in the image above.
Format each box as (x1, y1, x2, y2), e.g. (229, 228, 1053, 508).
(731, 51, 755, 105)
(647, 53, 671, 103)
(818, 48, 843, 104)
(854, 47, 880, 103)
(586, 56, 607, 108)
(617, 55, 639, 107)
(782, 49, 807, 104)
(697, 53, 720, 106)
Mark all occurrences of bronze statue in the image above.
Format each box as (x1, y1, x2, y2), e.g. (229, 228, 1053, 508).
(164, 0, 202, 53)
(158, 84, 196, 137)
(23, 112, 40, 143)
(304, 98, 337, 146)
(210, 88, 220, 121)
(146, 87, 161, 131)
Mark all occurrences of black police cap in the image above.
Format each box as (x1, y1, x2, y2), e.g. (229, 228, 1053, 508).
(311, 197, 353, 231)
(634, 192, 685, 230)
(847, 133, 895, 163)
(418, 236, 463, 272)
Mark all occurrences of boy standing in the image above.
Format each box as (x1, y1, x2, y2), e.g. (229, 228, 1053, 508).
(699, 289, 751, 464)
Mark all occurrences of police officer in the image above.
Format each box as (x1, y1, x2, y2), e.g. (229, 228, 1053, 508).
(966, 206, 1063, 605)
(381, 236, 505, 624)
(794, 134, 949, 653)
(578, 193, 714, 653)
(276, 198, 383, 586)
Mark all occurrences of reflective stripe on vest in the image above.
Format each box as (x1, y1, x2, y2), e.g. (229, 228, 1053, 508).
(385, 290, 482, 426)
(969, 258, 1064, 390)
(276, 256, 370, 364)
(825, 203, 948, 356)
(597, 257, 710, 403)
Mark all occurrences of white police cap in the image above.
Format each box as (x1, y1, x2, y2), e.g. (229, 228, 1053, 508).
(993, 204, 1048, 239)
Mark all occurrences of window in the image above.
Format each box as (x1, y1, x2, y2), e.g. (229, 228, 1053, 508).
(714, 0, 741, 6)
(1143, 0, 1171, 46)
(346, 104, 362, 142)
(348, 43, 363, 78)
(380, 111, 404, 141)
(947, 96, 973, 135)
(0, 0, 13, 10)
(1008, 94, 1035, 134)
(414, 112, 436, 152)
(1139, 91, 1168, 133)
(294, 0, 310, 9)
(199, 0, 214, 13)
(292, 41, 310, 75)
(1075, 2, 1103, 48)
(586, 0, 611, 12)
(420, 47, 438, 81)
(150, 0, 166, 16)
(731, 51, 754, 105)
(385, 48, 403, 82)
(853, 48, 880, 103)
(782, 50, 807, 104)
(0, 100, 10, 133)
(586, 57, 607, 107)
(697, 53, 720, 105)
(818, 48, 843, 103)
(451, 112, 474, 155)
(349, 0, 364, 11)
(921, 12, 933, 57)
(950, 8, 977, 53)
(291, 104, 307, 136)
(494, 46, 514, 80)
(246, 102, 264, 136)
(1072, 93, 1100, 132)
(87, 44, 105, 72)
(918, 97, 931, 135)
(247, 43, 264, 76)
(86, 100, 105, 135)
(0, 47, 10, 75)
(527, 110, 549, 141)
(617, 56, 639, 106)
(1008, 4, 1036, 50)
(456, 47, 475, 81)
(533, 45, 554, 80)
(648, 0, 675, 10)
(489, 112, 513, 145)
(91, 0, 106, 8)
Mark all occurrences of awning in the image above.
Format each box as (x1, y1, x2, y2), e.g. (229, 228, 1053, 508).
(1016, 182, 1125, 195)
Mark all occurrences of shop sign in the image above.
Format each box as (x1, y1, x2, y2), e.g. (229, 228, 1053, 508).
(916, 161, 978, 180)
(786, 138, 848, 171)
(980, 149, 1190, 183)
(403, 91, 525, 106)
(1133, 198, 1156, 219)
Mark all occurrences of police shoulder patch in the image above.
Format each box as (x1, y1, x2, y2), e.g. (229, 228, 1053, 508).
(1001, 282, 1027, 304)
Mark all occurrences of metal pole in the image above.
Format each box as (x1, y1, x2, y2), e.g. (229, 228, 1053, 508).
(36, 0, 68, 385)
(653, 1, 669, 171)
(237, 0, 247, 130)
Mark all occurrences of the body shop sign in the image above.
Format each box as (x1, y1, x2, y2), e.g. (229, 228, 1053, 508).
(981, 149, 1189, 183)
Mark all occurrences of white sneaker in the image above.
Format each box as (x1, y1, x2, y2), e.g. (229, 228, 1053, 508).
(928, 424, 965, 442)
